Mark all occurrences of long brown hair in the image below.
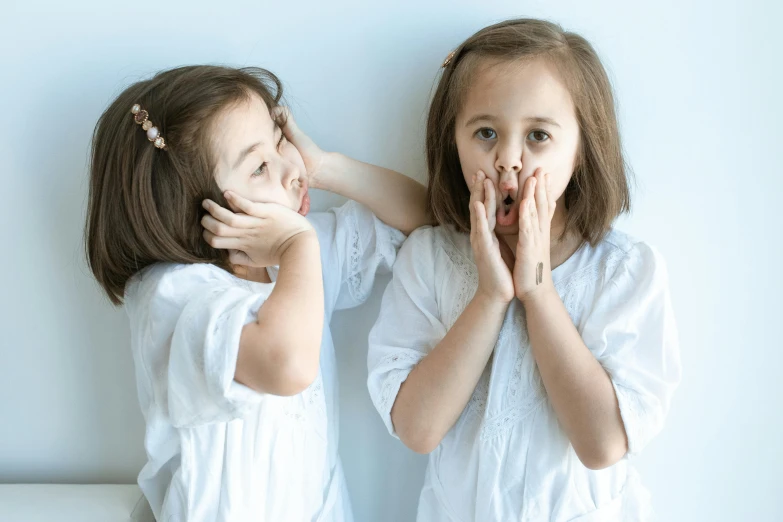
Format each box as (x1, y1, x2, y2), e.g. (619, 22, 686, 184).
(426, 18, 631, 244)
(85, 65, 283, 305)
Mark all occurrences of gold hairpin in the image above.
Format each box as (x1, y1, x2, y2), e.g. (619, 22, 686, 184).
(442, 50, 457, 68)
(131, 104, 167, 149)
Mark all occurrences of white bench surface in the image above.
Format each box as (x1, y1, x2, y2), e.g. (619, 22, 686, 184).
(0, 484, 153, 522)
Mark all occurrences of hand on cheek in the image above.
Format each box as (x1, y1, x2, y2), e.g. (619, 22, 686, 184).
(469, 170, 515, 305)
(514, 168, 557, 303)
(273, 106, 324, 188)
(201, 191, 314, 268)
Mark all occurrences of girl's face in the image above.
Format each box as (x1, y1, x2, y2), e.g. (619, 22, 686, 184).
(212, 94, 310, 215)
(455, 57, 581, 235)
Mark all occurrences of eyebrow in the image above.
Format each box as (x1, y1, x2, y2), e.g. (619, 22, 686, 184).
(464, 114, 561, 128)
(231, 142, 261, 171)
(230, 119, 279, 171)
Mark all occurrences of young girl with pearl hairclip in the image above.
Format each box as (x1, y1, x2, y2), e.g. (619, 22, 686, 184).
(85, 65, 429, 522)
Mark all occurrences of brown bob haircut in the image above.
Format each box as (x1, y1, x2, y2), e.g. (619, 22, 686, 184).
(85, 65, 284, 305)
(426, 18, 631, 244)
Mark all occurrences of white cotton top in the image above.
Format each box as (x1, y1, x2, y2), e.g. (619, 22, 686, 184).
(125, 201, 405, 522)
(367, 226, 681, 522)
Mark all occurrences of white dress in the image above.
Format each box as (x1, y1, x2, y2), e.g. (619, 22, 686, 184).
(367, 226, 681, 522)
(125, 201, 405, 522)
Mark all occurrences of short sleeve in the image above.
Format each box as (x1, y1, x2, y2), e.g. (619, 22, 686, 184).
(367, 227, 448, 438)
(581, 242, 682, 457)
(308, 200, 406, 312)
(153, 265, 273, 428)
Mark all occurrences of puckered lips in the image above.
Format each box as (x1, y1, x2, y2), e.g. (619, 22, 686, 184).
(297, 181, 310, 216)
(496, 191, 520, 228)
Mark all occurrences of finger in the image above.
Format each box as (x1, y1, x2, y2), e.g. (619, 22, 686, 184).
(519, 177, 537, 231)
(203, 199, 259, 229)
(274, 106, 302, 144)
(547, 172, 557, 220)
(470, 200, 479, 234)
(468, 170, 483, 207)
(475, 170, 486, 208)
(522, 174, 536, 202)
(474, 201, 491, 246)
(271, 105, 290, 122)
(518, 195, 534, 234)
(527, 197, 540, 234)
(223, 191, 265, 218)
(484, 179, 496, 232)
(203, 230, 243, 250)
(201, 214, 244, 238)
(534, 169, 548, 230)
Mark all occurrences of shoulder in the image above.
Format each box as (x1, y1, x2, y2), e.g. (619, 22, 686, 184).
(403, 225, 469, 258)
(307, 200, 405, 258)
(391, 226, 474, 295)
(306, 200, 369, 235)
(125, 263, 237, 311)
(600, 230, 668, 282)
(556, 229, 669, 297)
(396, 225, 469, 269)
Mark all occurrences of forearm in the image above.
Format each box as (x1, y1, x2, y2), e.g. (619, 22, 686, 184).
(391, 293, 508, 453)
(237, 232, 324, 395)
(524, 288, 627, 469)
(258, 232, 324, 356)
(315, 152, 431, 234)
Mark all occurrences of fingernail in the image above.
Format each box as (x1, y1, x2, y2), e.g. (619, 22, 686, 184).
(202, 201, 209, 210)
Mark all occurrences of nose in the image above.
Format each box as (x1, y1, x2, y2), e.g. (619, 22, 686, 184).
(494, 139, 522, 195)
(494, 138, 523, 175)
(280, 157, 303, 189)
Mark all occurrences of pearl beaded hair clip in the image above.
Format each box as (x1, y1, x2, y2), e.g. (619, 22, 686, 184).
(442, 50, 457, 68)
(130, 104, 167, 149)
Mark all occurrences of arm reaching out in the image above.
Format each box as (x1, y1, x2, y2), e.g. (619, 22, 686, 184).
(275, 107, 432, 234)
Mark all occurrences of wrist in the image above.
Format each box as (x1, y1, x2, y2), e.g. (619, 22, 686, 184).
(279, 229, 319, 260)
(310, 151, 341, 191)
(473, 287, 513, 312)
(518, 281, 558, 308)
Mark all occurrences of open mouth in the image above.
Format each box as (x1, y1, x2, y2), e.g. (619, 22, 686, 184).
(496, 192, 519, 228)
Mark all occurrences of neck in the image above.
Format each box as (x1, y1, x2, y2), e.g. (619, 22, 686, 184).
(233, 265, 272, 284)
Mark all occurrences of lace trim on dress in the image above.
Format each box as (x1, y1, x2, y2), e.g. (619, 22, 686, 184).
(440, 233, 478, 328)
(375, 351, 426, 416)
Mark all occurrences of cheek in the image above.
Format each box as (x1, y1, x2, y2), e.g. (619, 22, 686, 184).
(456, 137, 494, 185)
(284, 142, 306, 173)
(521, 143, 578, 198)
(216, 176, 243, 195)
(222, 175, 279, 205)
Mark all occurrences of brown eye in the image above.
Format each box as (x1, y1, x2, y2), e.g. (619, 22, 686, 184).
(528, 130, 550, 143)
(476, 128, 497, 140)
